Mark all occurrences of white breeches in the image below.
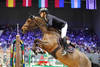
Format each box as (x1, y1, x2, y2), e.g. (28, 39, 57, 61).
(61, 23, 68, 38)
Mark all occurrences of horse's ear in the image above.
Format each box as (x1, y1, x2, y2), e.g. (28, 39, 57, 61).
(29, 15, 35, 20)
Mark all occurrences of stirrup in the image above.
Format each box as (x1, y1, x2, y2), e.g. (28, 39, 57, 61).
(67, 46, 74, 53)
(62, 50, 67, 55)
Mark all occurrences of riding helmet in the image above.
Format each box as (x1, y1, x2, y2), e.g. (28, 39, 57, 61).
(39, 8, 48, 14)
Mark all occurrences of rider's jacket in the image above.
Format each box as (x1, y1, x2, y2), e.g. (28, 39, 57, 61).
(46, 14, 67, 30)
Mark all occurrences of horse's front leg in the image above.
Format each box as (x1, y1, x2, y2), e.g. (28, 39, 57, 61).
(34, 39, 42, 46)
(34, 39, 48, 48)
(32, 39, 45, 55)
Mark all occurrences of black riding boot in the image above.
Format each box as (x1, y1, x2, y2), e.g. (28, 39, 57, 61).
(61, 37, 74, 55)
(61, 37, 69, 55)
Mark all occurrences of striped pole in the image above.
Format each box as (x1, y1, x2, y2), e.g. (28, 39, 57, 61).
(15, 35, 21, 67)
(10, 40, 16, 67)
(10, 40, 25, 67)
(10, 24, 25, 67)
(21, 41, 25, 67)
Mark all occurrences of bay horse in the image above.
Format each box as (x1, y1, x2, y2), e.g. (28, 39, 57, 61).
(22, 16, 91, 67)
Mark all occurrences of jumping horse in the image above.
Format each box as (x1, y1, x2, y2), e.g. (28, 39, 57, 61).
(22, 16, 91, 67)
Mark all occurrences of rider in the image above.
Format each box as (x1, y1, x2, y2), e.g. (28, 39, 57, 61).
(38, 8, 71, 55)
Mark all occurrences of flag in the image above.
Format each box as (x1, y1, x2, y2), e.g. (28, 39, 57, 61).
(86, 0, 96, 10)
(23, 0, 32, 7)
(55, 0, 64, 8)
(6, 0, 15, 7)
(71, 0, 81, 8)
(39, 0, 48, 8)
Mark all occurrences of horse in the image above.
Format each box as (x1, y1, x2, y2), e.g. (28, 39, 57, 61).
(21, 16, 91, 67)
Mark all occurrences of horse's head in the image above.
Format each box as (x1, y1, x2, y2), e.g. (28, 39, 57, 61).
(21, 18, 36, 33)
(21, 16, 47, 33)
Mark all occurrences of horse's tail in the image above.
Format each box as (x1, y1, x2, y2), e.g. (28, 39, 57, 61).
(92, 63, 100, 67)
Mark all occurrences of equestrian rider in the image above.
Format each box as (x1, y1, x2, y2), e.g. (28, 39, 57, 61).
(39, 8, 70, 55)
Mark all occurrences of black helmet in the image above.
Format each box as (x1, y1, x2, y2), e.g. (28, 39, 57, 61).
(39, 8, 48, 14)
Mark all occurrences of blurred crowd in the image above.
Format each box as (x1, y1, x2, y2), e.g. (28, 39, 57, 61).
(0, 25, 100, 54)
(67, 29, 100, 54)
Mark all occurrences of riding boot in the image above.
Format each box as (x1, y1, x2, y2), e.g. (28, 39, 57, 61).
(61, 37, 69, 55)
(61, 37, 75, 55)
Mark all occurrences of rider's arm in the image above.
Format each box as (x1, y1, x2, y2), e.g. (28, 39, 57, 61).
(48, 14, 67, 28)
(49, 14, 67, 24)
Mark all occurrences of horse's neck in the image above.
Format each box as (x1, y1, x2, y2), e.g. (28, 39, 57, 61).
(39, 26, 48, 33)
